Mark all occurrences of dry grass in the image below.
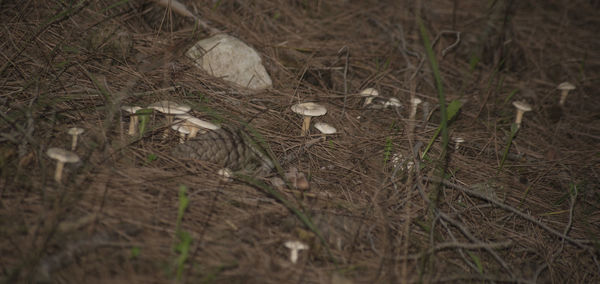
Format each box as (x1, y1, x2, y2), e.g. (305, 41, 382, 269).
(1, 0, 599, 283)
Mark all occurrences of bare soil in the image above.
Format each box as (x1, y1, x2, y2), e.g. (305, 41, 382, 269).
(1, 0, 599, 283)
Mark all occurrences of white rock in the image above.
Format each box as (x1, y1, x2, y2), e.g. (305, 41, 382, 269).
(186, 34, 272, 91)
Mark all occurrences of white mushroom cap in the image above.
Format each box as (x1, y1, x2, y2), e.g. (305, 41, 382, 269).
(171, 123, 191, 134)
(284, 240, 308, 250)
(411, 97, 423, 105)
(176, 114, 220, 130)
(121, 105, 142, 114)
(47, 147, 80, 163)
(384, 98, 401, 108)
(359, 88, 379, 97)
(557, 82, 575, 91)
(148, 100, 191, 115)
(291, 102, 327, 117)
(67, 127, 84, 136)
(314, 122, 337, 134)
(512, 101, 532, 112)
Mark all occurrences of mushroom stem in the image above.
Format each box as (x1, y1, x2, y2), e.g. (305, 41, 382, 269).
(189, 127, 199, 138)
(54, 161, 65, 183)
(514, 110, 526, 127)
(290, 249, 300, 263)
(409, 98, 422, 121)
(301, 116, 312, 136)
(128, 116, 139, 136)
(164, 115, 174, 139)
(70, 135, 78, 151)
(559, 90, 569, 106)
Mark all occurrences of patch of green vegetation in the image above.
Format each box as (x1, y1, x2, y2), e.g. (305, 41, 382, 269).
(498, 123, 519, 173)
(172, 185, 192, 282)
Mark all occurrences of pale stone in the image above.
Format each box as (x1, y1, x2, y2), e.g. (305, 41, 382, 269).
(186, 34, 272, 91)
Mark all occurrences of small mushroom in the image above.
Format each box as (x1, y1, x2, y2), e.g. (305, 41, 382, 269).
(409, 98, 422, 120)
(383, 98, 401, 109)
(171, 122, 191, 143)
(67, 127, 84, 151)
(557, 82, 575, 106)
(291, 102, 327, 136)
(314, 122, 337, 140)
(512, 101, 532, 128)
(453, 137, 465, 151)
(284, 240, 308, 264)
(218, 168, 233, 182)
(359, 88, 379, 107)
(46, 147, 80, 183)
(175, 114, 220, 138)
(121, 106, 142, 136)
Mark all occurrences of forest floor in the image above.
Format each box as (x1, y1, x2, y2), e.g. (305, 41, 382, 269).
(1, 0, 599, 283)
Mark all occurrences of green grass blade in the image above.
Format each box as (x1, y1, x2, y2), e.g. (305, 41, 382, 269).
(421, 100, 462, 158)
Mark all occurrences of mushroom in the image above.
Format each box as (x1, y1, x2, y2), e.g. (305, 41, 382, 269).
(46, 147, 80, 183)
(383, 98, 401, 109)
(314, 122, 337, 140)
(409, 97, 422, 120)
(557, 82, 575, 106)
(148, 101, 191, 138)
(291, 102, 327, 136)
(284, 240, 308, 264)
(67, 127, 84, 151)
(175, 114, 221, 138)
(453, 137, 465, 151)
(218, 168, 233, 182)
(512, 101, 532, 128)
(149, 100, 191, 125)
(171, 122, 191, 143)
(121, 106, 142, 136)
(359, 88, 379, 107)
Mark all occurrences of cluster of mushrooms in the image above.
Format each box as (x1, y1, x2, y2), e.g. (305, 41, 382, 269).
(46, 100, 223, 183)
(121, 100, 220, 143)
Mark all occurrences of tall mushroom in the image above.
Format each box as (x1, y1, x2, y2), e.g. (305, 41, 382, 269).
(291, 102, 327, 136)
(121, 106, 142, 136)
(175, 114, 221, 138)
(46, 147, 80, 183)
(67, 127, 84, 151)
(557, 82, 575, 106)
(512, 101, 532, 128)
